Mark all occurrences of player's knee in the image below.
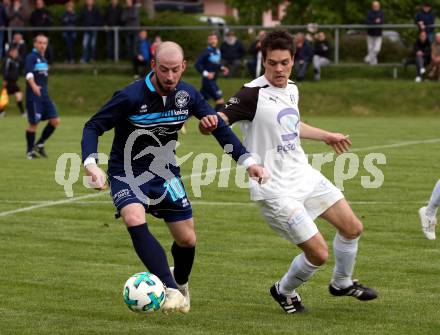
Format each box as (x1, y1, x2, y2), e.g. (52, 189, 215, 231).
(306, 246, 328, 266)
(122, 212, 145, 227)
(174, 232, 196, 248)
(341, 218, 363, 239)
(50, 118, 60, 127)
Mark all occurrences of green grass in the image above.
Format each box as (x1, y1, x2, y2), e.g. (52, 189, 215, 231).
(0, 74, 440, 334)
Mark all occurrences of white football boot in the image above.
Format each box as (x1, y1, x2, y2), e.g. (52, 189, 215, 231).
(161, 288, 185, 314)
(419, 206, 437, 240)
(170, 267, 190, 313)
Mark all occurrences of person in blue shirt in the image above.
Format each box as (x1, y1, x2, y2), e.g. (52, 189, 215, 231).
(415, 2, 436, 43)
(25, 34, 60, 160)
(195, 32, 229, 112)
(81, 41, 268, 314)
(132, 29, 151, 77)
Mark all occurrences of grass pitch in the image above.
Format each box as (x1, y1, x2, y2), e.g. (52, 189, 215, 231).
(0, 74, 439, 334)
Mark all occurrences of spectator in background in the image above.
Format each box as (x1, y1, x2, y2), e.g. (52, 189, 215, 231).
(121, 0, 139, 60)
(150, 35, 162, 58)
(414, 30, 431, 83)
(8, 32, 27, 71)
(220, 30, 245, 78)
(132, 29, 150, 78)
(429, 33, 440, 81)
(79, 0, 102, 63)
(294, 32, 313, 81)
(104, 0, 122, 60)
(60, 1, 77, 63)
(364, 1, 384, 65)
(312, 31, 331, 81)
(415, 2, 436, 43)
(0, 1, 7, 60)
(1, 47, 25, 117)
(7, 0, 29, 31)
(30, 0, 52, 36)
(248, 30, 266, 78)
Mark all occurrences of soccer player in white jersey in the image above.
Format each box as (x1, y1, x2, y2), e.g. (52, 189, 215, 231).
(419, 180, 440, 240)
(199, 30, 378, 314)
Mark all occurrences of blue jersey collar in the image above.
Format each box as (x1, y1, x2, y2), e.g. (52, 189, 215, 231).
(145, 71, 156, 92)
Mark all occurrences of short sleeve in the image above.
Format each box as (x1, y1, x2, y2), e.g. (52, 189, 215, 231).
(221, 86, 260, 125)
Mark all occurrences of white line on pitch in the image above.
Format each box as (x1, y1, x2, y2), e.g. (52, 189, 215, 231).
(0, 137, 438, 218)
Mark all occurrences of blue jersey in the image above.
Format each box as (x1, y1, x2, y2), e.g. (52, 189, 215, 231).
(195, 46, 222, 79)
(82, 71, 250, 176)
(25, 48, 49, 98)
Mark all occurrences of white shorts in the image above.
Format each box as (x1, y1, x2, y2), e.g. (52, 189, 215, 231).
(257, 173, 344, 245)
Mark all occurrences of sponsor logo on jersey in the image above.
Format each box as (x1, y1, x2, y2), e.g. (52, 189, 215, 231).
(175, 90, 190, 108)
(140, 104, 148, 113)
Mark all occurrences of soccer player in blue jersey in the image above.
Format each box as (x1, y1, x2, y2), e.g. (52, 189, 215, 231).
(81, 41, 268, 314)
(195, 32, 229, 112)
(25, 34, 60, 159)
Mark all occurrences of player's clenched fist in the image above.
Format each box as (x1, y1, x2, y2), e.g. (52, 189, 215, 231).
(199, 114, 218, 134)
(247, 164, 270, 184)
(85, 164, 108, 190)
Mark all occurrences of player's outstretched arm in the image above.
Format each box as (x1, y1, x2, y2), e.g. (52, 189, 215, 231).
(300, 121, 351, 154)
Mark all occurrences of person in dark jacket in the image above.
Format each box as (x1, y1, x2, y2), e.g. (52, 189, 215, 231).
(294, 32, 313, 81)
(364, 1, 384, 65)
(8, 32, 27, 72)
(247, 30, 266, 78)
(121, 0, 139, 59)
(79, 0, 102, 63)
(0, 2, 7, 60)
(60, 1, 77, 63)
(132, 29, 150, 77)
(312, 31, 331, 81)
(104, 0, 123, 60)
(220, 31, 245, 78)
(1, 47, 25, 117)
(30, 0, 52, 36)
(415, 2, 436, 43)
(414, 30, 431, 82)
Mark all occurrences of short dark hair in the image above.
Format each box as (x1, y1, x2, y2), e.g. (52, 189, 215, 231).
(261, 29, 295, 60)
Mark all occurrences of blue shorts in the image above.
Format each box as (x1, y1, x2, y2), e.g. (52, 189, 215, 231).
(109, 174, 193, 222)
(26, 97, 58, 124)
(200, 78, 223, 101)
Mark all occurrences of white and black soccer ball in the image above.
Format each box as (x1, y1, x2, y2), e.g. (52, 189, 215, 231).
(123, 272, 165, 313)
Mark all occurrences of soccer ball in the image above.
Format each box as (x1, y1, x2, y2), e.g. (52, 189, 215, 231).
(123, 272, 166, 313)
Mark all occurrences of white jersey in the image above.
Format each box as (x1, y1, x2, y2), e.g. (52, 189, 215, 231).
(222, 75, 318, 200)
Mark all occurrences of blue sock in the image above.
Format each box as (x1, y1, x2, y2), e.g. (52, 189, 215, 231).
(37, 123, 56, 145)
(127, 223, 177, 288)
(171, 242, 195, 285)
(26, 130, 35, 153)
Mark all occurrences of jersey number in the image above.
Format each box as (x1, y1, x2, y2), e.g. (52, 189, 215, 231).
(164, 177, 186, 201)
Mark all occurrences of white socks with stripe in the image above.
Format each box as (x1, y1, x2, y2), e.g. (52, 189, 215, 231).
(426, 179, 440, 218)
(278, 253, 319, 296)
(332, 232, 359, 289)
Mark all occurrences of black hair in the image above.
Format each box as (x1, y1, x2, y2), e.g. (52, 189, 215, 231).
(261, 29, 295, 60)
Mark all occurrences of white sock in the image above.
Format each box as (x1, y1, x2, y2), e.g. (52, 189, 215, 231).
(426, 180, 440, 218)
(278, 253, 319, 296)
(332, 232, 359, 289)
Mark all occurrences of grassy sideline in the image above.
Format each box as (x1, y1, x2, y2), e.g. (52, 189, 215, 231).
(0, 74, 439, 334)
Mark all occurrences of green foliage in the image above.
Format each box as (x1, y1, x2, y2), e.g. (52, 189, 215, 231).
(282, 0, 440, 25)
